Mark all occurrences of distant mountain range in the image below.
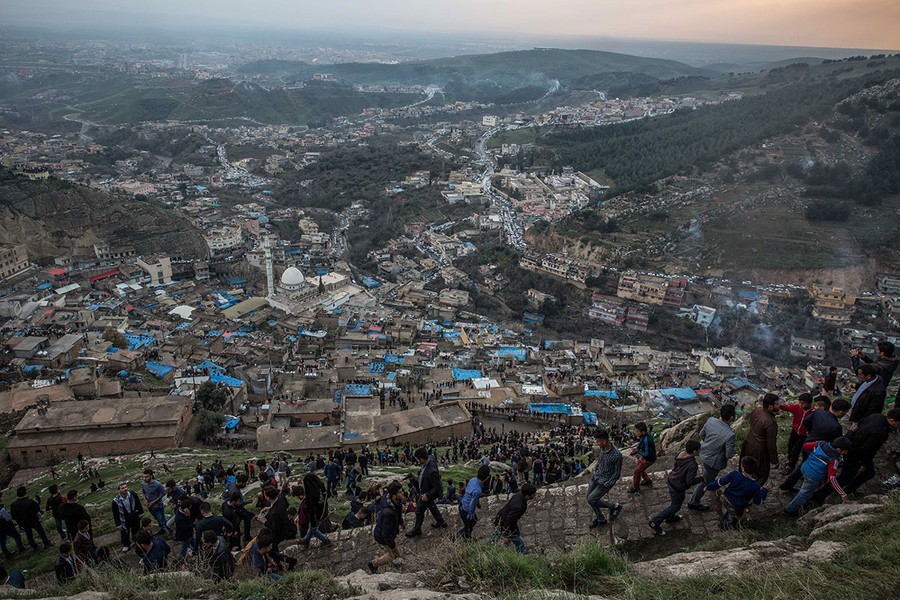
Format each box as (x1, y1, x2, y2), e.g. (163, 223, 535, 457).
(239, 48, 713, 89)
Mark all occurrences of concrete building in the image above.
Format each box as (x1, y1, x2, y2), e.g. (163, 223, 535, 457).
(810, 286, 856, 325)
(617, 272, 686, 307)
(136, 256, 173, 286)
(7, 396, 192, 467)
(790, 335, 827, 361)
(876, 274, 900, 296)
(205, 227, 243, 255)
(0, 244, 30, 281)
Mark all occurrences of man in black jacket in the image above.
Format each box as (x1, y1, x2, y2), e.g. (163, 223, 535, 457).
(199, 530, 235, 582)
(261, 487, 297, 571)
(405, 448, 446, 538)
(851, 342, 898, 401)
(111, 482, 143, 553)
(54, 542, 78, 585)
(492, 483, 537, 554)
(46, 484, 66, 541)
(195, 502, 235, 546)
(849, 365, 887, 425)
(58, 491, 91, 544)
(367, 481, 405, 573)
(816, 408, 900, 500)
(10, 486, 51, 550)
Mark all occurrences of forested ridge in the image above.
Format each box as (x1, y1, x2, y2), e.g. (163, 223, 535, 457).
(545, 69, 900, 195)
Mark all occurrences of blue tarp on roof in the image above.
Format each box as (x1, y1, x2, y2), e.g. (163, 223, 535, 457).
(528, 403, 576, 415)
(210, 372, 243, 387)
(225, 277, 248, 286)
(361, 277, 380, 289)
(370, 362, 385, 374)
(333, 390, 343, 405)
(727, 378, 765, 393)
(146, 362, 175, 379)
(583, 412, 599, 426)
(195, 360, 225, 374)
(387, 372, 396, 381)
(106, 346, 119, 354)
(383, 354, 404, 364)
(35, 283, 52, 291)
(224, 417, 241, 432)
(123, 334, 155, 350)
(23, 365, 43, 374)
(344, 384, 373, 396)
(658, 387, 697, 401)
(207, 330, 223, 338)
(176, 322, 191, 330)
(585, 389, 619, 399)
(443, 331, 461, 341)
(495, 346, 526, 361)
(452, 369, 482, 381)
(343, 433, 360, 439)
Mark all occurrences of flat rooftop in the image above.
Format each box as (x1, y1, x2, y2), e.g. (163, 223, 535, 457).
(13, 396, 190, 433)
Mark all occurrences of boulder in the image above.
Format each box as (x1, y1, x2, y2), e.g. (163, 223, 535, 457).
(638, 536, 847, 578)
(657, 413, 708, 456)
(798, 500, 886, 535)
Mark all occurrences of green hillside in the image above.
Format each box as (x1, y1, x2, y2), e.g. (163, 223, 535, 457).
(79, 79, 414, 125)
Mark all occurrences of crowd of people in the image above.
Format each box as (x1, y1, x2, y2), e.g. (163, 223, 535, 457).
(0, 342, 895, 589)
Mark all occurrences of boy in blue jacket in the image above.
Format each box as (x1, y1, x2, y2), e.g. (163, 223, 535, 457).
(783, 437, 851, 516)
(707, 456, 772, 530)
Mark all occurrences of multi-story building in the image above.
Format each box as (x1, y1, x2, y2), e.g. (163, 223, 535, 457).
(876, 274, 900, 296)
(790, 335, 826, 361)
(0, 244, 29, 281)
(588, 294, 627, 327)
(810, 285, 856, 325)
(93, 242, 136, 261)
(205, 227, 243, 256)
(136, 256, 173, 286)
(617, 272, 686, 307)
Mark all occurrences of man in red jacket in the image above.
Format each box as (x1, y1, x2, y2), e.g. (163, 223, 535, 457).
(778, 393, 814, 472)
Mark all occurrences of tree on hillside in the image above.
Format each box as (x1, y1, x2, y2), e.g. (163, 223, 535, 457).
(103, 327, 128, 350)
(196, 381, 228, 411)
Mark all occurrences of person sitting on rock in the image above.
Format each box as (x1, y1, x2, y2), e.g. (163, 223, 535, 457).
(706, 456, 771, 530)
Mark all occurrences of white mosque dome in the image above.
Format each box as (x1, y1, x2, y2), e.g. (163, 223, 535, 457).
(281, 267, 305, 287)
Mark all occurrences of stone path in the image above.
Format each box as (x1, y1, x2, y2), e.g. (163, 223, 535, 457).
(287, 458, 791, 576)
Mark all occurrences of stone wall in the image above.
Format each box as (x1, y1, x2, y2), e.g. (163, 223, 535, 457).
(285, 464, 789, 576)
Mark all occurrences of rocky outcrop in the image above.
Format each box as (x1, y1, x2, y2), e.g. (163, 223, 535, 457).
(0, 171, 207, 260)
(657, 413, 707, 456)
(798, 496, 890, 538)
(638, 536, 847, 578)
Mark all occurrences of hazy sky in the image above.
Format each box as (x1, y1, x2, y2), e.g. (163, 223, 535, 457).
(2, 0, 898, 50)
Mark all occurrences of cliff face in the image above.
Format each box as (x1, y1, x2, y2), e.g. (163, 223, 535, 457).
(0, 170, 207, 261)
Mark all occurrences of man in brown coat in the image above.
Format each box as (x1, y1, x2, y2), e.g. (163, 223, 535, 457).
(739, 394, 780, 484)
